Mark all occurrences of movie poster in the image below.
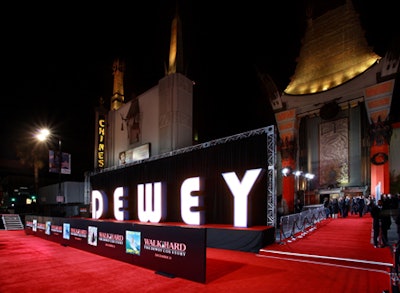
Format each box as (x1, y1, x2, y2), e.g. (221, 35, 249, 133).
(88, 226, 98, 246)
(32, 219, 37, 232)
(126, 230, 141, 255)
(63, 223, 70, 240)
(49, 150, 71, 174)
(45, 221, 51, 235)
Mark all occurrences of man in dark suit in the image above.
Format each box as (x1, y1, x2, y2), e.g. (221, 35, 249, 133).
(370, 199, 382, 248)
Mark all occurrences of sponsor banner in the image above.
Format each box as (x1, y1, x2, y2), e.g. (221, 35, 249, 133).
(49, 150, 71, 174)
(25, 216, 206, 283)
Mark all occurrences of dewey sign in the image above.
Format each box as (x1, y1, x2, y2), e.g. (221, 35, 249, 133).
(90, 129, 270, 227)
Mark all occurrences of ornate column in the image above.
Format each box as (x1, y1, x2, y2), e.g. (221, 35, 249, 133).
(368, 119, 392, 196)
(364, 80, 395, 197)
(275, 109, 297, 213)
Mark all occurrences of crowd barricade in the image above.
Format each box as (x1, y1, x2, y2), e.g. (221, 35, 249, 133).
(277, 205, 325, 244)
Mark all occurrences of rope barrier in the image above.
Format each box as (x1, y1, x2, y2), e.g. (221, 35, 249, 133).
(277, 206, 325, 244)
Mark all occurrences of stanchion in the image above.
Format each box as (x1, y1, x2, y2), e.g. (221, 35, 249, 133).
(278, 218, 285, 245)
(391, 242, 399, 293)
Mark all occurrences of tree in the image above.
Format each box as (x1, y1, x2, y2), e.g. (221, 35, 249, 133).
(15, 137, 48, 195)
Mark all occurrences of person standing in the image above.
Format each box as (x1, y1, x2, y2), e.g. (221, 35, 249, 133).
(338, 197, 345, 217)
(342, 195, 350, 218)
(370, 199, 382, 248)
(380, 197, 392, 247)
(323, 197, 331, 218)
(358, 196, 365, 217)
(331, 198, 339, 219)
(395, 207, 400, 243)
(294, 198, 303, 214)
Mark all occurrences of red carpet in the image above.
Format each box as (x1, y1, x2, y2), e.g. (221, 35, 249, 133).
(0, 214, 396, 293)
(261, 214, 393, 269)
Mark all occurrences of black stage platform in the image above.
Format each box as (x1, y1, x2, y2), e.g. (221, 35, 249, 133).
(93, 221, 276, 253)
(204, 224, 275, 252)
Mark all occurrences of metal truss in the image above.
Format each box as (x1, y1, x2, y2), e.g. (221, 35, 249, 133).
(86, 125, 278, 226)
(266, 125, 277, 227)
(90, 126, 276, 173)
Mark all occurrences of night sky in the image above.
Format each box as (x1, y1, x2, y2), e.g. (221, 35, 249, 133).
(0, 0, 397, 182)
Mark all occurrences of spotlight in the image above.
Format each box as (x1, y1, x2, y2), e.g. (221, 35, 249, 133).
(282, 167, 292, 176)
(305, 173, 315, 180)
(294, 170, 303, 177)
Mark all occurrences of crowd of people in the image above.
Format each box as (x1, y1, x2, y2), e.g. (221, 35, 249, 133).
(322, 195, 372, 219)
(321, 193, 400, 248)
(278, 192, 400, 248)
(370, 193, 400, 248)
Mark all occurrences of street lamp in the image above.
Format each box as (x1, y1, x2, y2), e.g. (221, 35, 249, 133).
(35, 128, 63, 204)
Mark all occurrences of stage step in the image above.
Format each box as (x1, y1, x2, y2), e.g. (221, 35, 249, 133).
(1, 214, 24, 230)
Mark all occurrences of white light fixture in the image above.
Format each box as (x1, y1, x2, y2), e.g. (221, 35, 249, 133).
(294, 170, 303, 177)
(282, 167, 292, 176)
(305, 173, 315, 180)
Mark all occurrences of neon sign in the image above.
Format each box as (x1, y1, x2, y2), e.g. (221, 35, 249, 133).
(97, 115, 105, 168)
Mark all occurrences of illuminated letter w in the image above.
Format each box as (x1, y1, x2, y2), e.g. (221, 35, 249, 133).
(137, 182, 166, 223)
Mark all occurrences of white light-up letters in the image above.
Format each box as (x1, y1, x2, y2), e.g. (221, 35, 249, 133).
(92, 190, 108, 219)
(181, 177, 205, 225)
(113, 187, 129, 221)
(91, 168, 263, 227)
(137, 182, 166, 223)
(222, 168, 263, 227)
